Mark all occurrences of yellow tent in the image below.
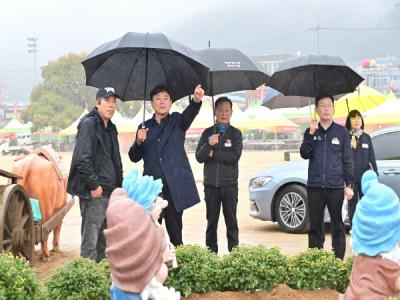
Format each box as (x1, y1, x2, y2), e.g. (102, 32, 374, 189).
(334, 85, 386, 118)
(188, 102, 215, 130)
(58, 108, 89, 136)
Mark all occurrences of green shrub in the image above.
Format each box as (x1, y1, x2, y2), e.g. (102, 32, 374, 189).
(0, 253, 42, 300)
(336, 255, 354, 293)
(97, 259, 111, 283)
(287, 248, 344, 291)
(219, 245, 288, 292)
(165, 244, 220, 297)
(45, 257, 110, 300)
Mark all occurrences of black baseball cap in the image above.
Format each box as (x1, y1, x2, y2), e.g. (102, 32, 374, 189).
(96, 87, 119, 100)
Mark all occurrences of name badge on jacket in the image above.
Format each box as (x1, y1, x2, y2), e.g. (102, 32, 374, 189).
(225, 139, 232, 147)
(332, 137, 340, 145)
(362, 143, 369, 149)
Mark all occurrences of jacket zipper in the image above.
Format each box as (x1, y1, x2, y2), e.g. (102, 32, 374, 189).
(322, 133, 326, 187)
(216, 138, 222, 187)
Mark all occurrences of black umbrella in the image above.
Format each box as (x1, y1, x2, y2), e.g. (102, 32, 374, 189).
(262, 87, 343, 109)
(267, 54, 364, 98)
(82, 32, 209, 122)
(262, 87, 311, 109)
(195, 48, 270, 124)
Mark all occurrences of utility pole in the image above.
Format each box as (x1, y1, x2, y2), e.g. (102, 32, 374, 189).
(27, 37, 38, 77)
(310, 15, 321, 54)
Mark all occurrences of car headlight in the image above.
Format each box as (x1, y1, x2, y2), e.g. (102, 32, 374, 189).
(250, 176, 272, 189)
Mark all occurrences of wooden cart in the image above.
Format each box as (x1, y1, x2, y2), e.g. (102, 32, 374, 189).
(0, 169, 74, 261)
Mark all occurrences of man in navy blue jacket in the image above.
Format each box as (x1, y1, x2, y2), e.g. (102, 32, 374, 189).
(129, 84, 204, 246)
(300, 95, 354, 260)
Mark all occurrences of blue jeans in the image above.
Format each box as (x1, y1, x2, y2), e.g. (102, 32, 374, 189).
(79, 196, 109, 262)
(110, 284, 142, 300)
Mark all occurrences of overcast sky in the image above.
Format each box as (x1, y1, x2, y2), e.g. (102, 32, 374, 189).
(1, 0, 399, 102)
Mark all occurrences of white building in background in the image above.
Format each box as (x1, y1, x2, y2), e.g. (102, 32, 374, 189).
(359, 55, 400, 95)
(250, 54, 296, 75)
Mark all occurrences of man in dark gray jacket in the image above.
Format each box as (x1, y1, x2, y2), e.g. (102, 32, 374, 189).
(196, 97, 243, 253)
(67, 87, 123, 262)
(300, 95, 354, 260)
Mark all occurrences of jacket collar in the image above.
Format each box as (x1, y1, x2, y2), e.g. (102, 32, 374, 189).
(318, 120, 334, 132)
(150, 113, 171, 126)
(86, 107, 116, 130)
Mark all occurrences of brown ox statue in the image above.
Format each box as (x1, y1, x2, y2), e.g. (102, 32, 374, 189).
(12, 145, 68, 261)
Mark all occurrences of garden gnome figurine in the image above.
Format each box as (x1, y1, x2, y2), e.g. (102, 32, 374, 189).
(105, 169, 180, 300)
(340, 170, 400, 299)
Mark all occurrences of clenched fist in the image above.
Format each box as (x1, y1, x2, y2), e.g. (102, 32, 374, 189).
(136, 128, 148, 145)
(194, 84, 204, 102)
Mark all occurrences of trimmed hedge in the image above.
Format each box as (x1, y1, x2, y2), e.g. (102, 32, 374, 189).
(0, 253, 42, 300)
(219, 245, 288, 292)
(165, 244, 220, 297)
(45, 257, 110, 300)
(0, 246, 355, 298)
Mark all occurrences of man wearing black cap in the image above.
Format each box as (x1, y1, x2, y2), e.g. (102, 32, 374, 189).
(67, 87, 123, 262)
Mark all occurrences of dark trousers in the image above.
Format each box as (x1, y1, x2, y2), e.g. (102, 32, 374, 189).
(79, 196, 109, 263)
(205, 185, 239, 253)
(158, 186, 183, 247)
(307, 187, 346, 260)
(348, 182, 362, 229)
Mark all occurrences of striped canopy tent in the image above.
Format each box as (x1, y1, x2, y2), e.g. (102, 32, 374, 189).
(363, 98, 400, 126)
(238, 106, 299, 132)
(273, 106, 313, 125)
(333, 85, 386, 118)
(2, 117, 32, 133)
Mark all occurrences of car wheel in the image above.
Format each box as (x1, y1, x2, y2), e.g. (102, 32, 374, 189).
(275, 184, 309, 233)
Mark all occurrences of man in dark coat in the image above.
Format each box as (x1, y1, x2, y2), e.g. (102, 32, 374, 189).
(195, 97, 243, 253)
(300, 95, 354, 260)
(67, 87, 123, 262)
(129, 84, 204, 246)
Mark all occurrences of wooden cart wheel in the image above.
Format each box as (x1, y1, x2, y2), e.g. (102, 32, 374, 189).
(0, 184, 34, 261)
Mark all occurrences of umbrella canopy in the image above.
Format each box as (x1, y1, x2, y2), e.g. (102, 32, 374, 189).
(195, 48, 270, 96)
(334, 85, 386, 118)
(82, 32, 209, 101)
(267, 54, 364, 97)
(262, 87, 311, 109)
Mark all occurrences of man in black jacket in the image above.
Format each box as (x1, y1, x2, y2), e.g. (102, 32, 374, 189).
(300, 95, 354, 260)
(67, 87, 123, 262)
(129, 84, 204, 246)
(195, 97, 243, 253)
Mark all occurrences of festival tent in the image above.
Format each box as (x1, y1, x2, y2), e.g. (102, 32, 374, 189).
(237, 106, 300, 132)
(363, 99, 400, 128)
(2, 117, 32, 133)
(58, 108, 89, 136)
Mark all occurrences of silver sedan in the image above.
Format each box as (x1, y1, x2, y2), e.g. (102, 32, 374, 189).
(249, 126, 400, 233)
